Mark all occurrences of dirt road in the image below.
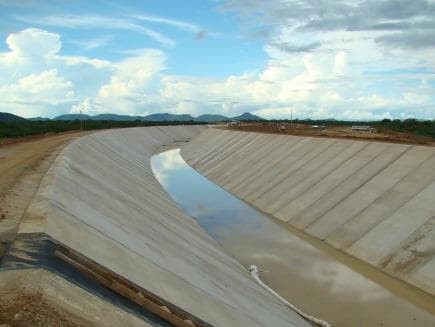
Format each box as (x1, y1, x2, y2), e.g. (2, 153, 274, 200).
(0, 131, 89, 243)
(225, 123, 435, 146)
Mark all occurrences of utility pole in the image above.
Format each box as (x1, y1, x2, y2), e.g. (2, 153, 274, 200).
(80, 109, 83, 131)
(290, 108, 293, 129)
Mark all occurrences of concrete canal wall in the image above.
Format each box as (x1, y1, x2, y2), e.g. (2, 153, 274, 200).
(30, 126, 308, 327)
(182, 128, 435, 297)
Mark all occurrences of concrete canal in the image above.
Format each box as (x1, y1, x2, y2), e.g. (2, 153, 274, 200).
(151, 148, 435, 327)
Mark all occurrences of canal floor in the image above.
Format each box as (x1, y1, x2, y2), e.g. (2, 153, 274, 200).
(151, 148, 435, 327)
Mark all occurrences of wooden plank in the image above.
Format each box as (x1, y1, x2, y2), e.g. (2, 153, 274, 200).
(54, 247, 212, 327)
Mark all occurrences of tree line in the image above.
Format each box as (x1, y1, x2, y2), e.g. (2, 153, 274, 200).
(0, 119, 207, 139)
(269, 118, 435, 138)
(1, 118, 433, 139)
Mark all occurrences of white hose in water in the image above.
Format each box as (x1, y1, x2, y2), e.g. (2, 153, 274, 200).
(249, 265, 331, 327)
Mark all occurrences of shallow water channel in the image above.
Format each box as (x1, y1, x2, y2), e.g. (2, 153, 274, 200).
(151, 148, 435, 327)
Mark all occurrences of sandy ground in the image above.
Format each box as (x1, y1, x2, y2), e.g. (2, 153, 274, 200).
(0, 131, 88, 199)
(0, 131, 89, 242)
(0, 132, 91, 327)
(0, 291, 88, 327)
(224, 123, 435, 146)
(0, 269, 151, 327)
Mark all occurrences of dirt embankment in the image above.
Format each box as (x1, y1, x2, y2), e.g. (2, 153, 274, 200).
(0, 132, 91, 327)
(0, 131, 89, 243)
(224, 123, 435, 146)
(0, 291, 88, 327)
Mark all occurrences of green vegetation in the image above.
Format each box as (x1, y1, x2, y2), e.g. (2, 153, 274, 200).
(271, 118, 435, 138)
(1, 116, 433, 140)
(0, 119, 206, 139)
(375, 119, 435, 138)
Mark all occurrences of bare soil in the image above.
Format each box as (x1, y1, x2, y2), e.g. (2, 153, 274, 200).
(223, 123, 435, 146)
(0, 132, 93, 326)
(0, 131, 89, 242)
(0, 131, 88, 197)
(0, 291, 88, 327)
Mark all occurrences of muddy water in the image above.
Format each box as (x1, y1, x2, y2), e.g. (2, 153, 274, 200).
(151, 148, 435, 327)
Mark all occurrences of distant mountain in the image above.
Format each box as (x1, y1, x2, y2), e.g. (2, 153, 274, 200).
(49, 111, 265, 122)
(0, 112, 26, 122)
(195, 113, 266, 122)
(28, 117, 51, 121)
(54, 113, 142, 121)
(232, 112, 265, 121)
(195, 114, 230, 122)
(54, 114, 91, 120)
(92, 114, 141, 121)
(143, 113, 194, 121)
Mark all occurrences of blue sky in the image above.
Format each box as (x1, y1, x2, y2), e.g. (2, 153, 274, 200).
(0, 0, 434, 120)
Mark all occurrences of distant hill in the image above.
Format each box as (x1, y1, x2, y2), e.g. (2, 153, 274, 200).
(232, 112, 265, 121)
(92, 114, 141, 121)
(49, 112, 265, 122)
(196, 114, 230, 122)
(0, 112, 26, 122)
(143, 113, 195, 121)
(28, 117, 51, 121)
(54, 114, 91, 120)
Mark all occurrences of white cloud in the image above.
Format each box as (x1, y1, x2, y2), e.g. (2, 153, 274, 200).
(0, 69, 75, 117)
(215, 0, 435, 119)
(0, 23, 433, 120)
(0, 69, 74, 103)
(333, 51, 347, 76)
(58, 55, 111, 69)
(0, 28, 167, 118)
(0, 28, 108, 117)
(7, 28, 61, 57)
(71, 98, 93, 114)
(132, 14, 202, 33)
(70, 35, 114, 51)
(14, 14, 176, 47)
(93, 49, 166, 114)
(0, 28, 60, 69)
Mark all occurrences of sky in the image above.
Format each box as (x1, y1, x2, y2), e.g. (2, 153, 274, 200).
(0, 0, 434, 120)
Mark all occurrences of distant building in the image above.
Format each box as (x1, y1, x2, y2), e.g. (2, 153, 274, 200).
(351, 125, 375, 132)
(311, 125, 326, 131)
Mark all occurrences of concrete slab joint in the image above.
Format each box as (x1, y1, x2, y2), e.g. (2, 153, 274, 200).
(181, 128, 435, 298)
(7, 126, 309, 327)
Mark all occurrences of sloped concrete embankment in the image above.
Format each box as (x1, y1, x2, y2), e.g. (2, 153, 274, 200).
(181, 128, 435, 297)
(27, 126, 309, 327)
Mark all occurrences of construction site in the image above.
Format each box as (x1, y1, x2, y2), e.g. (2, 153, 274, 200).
(1, 125, 434, 326)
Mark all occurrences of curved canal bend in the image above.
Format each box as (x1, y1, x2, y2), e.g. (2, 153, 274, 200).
(151, 148, 435, 327)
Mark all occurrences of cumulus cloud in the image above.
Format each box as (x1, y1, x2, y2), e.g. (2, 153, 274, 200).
(87, 49, 167, 114)
(0, 69, 73, 101)
(71, 97, 93, 114)
(0, 19, 434, 120)
(0, 28, 109, 117)
(7, 28, 61, 57)
(221, 0, 435, 51)
(213, 0, 435, 119)
(0, 28, 60, 69)
(0, 69, 75, 117)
